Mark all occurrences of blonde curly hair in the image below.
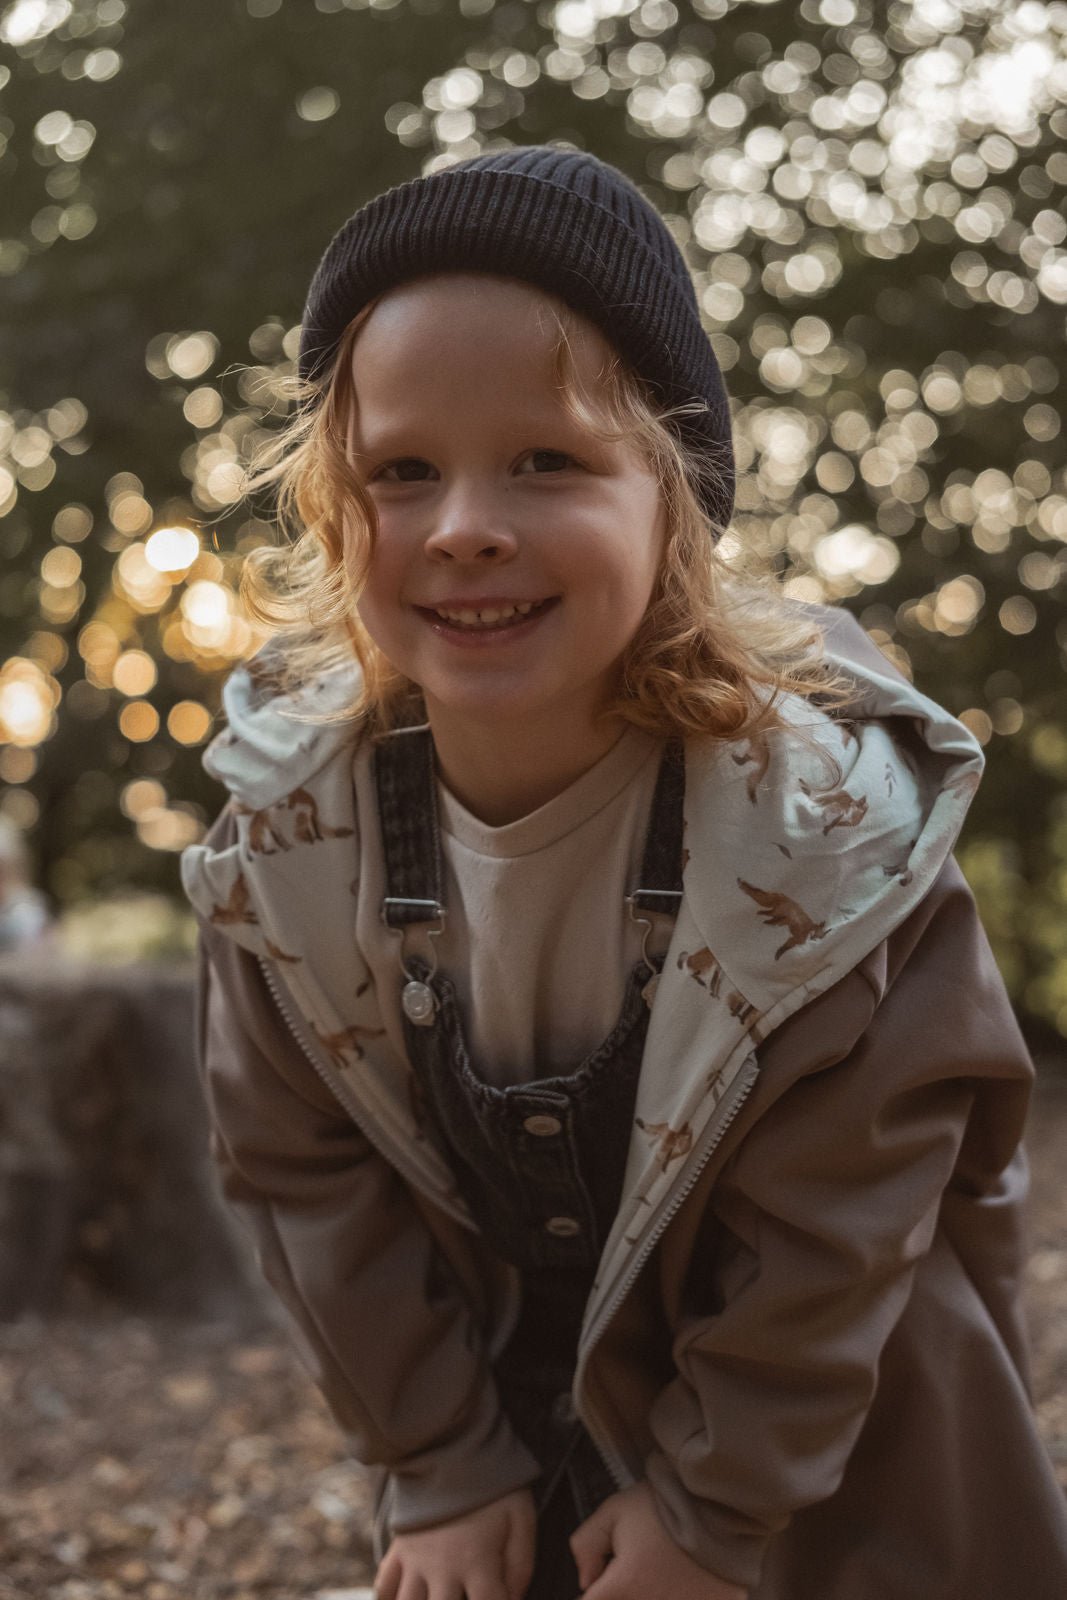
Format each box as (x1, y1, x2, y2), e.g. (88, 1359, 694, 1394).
(237, 285, 849, 743)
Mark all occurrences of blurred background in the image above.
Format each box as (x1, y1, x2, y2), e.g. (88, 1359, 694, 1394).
(2, 0, 1067, 1035)
(0, 1, 1065, 1595)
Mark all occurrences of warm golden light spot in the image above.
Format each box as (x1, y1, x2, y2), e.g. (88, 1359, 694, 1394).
(12, 425, 52, 468)
(182, 388, 224, 429)
(991, 699, 1024, 736)
(27, 631, 67, 672)
(1019, 552, 1062, 590)
(83, 47, 121, 82)
(922, 373, 963, 413)
(830, 410, 871, 452)
(0, 747, 36, 784)
(110, 490, 153, 536)
(0, 659, 58, 747)
(53, 503, 92, 542)
(959, 709, 993, 746)
(1024, 403, 1060, 441)
(120, 778, 166, 820)
(999, 595, 1038, 635)
(145, 525, 200, 573)
(78, 620, 121, 674)
(167, 700, 213, 745)
(0, 790, 39, 830)
(203, 460, 246, 506)
(40, 583, 85, 625)
(118, 700, 160, 742)
(187, 550, 225, 583)
(112, 649, 158, 698)
(40, 545, 82, 587)
(815, 453, 856, 493)
(34, 110, 73, 145)
(961, 365, 1002, 407)
(137, 807, 203, 851)
(935, 575, 984, 630)
(858, 448, 897, 489)
(167, 331, 219, 380)
(296, 86, 340, 121)
(161, 620, 194, 661)
(814, 525, 900, 585)
(115, 544, 171, 612)
(181, 579, 230, 631)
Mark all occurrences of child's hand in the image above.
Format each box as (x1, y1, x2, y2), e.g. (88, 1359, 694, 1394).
(374, 1485, 536, 1600)
(571, 1482, 747, 1600)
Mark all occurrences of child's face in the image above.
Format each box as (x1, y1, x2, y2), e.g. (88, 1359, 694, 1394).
(344, 274, 666, 741)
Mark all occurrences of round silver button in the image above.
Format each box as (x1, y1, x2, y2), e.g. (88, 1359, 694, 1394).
(523, 1114, 562, 1137)
(401, 979, 436, 1026)
(545, 1215, 581, 1238)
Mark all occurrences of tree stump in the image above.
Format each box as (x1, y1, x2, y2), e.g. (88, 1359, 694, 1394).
(0, 953, 263, 1320)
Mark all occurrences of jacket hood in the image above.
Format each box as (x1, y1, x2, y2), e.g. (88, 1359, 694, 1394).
(201, 649, 361, 812)
(183, 607, 983, 1335)
(195, 613, 983, 1029)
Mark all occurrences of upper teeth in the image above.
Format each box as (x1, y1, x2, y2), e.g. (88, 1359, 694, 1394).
(435, 601, 537, 624)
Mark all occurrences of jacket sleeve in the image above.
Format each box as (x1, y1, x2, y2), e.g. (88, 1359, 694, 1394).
(196, 921, 540, 1530)
(643, 862, 1033, 1590)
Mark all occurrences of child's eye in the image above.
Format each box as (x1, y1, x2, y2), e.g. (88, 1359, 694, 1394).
(373, 458, 436, 484)
(519, 449, 575, 475)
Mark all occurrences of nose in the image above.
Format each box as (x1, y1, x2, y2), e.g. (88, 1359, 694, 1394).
(423, 480, 518, 564)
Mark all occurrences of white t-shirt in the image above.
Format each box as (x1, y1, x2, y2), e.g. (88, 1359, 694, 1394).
(356, 726, 669, 1087)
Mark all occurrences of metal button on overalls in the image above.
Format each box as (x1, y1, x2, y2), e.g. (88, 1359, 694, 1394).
(524, 1113, 562, 1136)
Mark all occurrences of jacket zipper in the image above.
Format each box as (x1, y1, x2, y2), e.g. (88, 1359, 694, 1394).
(260, 950, 759, 1485)
(256, 955, 473, 1231)
(576, 1053, 762, 1487)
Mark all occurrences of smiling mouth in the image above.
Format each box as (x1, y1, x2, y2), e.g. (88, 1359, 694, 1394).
(421, 598, 556, 631)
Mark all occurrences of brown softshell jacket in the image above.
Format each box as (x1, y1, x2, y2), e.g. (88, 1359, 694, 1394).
(188, 612, 1067, 1597)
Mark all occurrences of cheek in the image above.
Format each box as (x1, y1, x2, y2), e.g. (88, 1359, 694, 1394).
(353, 528, 413, 652)
(348, 501, 401, 594)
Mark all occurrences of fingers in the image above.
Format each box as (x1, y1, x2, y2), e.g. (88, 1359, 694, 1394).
(466, 1580, 515, 1600)
(394, 1572, 428, 1600)
(570, 1499, 616, 1592)
(395, 1575, 447, 1600)
(377, 1550, 514, 1600)
(374, 1547, 400, 1600)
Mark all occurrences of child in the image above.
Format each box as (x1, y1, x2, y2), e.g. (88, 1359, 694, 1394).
(183, 148, 1067, 1599)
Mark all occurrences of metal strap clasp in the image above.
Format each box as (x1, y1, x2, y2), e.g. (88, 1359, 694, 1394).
(626, 888, 683, 974)
(381, 897, 447, 1026)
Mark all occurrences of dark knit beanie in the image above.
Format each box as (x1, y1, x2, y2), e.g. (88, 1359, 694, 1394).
(298, 146, 735, 530)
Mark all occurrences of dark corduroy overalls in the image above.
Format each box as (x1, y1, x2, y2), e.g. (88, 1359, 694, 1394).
(375, 728, 683, 1596)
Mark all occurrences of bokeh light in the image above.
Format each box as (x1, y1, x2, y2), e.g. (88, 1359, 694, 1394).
(145, 525, 201, 573)
(0, 658, 59, 746)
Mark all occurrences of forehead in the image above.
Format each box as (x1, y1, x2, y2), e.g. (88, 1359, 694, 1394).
(347, 274, 616, 413)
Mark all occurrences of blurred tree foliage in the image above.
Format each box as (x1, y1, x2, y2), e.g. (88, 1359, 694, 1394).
(1, 0, 1066, 1037)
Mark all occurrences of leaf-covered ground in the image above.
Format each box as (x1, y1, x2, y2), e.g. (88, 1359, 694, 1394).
(0, 1319, 376, 1600)
(2, 1072, 1065, 1600)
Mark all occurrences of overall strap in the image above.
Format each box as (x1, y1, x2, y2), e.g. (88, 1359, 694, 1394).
(375, 727, 686, 925)
(630, 738, 685, 915)
(374, 725, 445, 929)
